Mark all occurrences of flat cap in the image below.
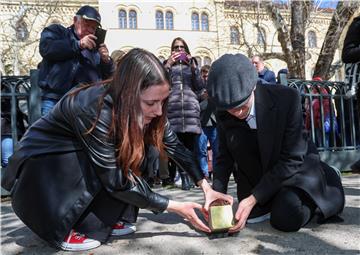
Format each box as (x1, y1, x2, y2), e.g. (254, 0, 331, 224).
(208, 53, 257, 110)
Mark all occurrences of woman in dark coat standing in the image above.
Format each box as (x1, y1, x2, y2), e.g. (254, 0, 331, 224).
(2, 48, 232, 251)
(163, 37, 204, 190)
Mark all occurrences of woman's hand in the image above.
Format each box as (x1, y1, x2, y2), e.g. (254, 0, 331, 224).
(228, 194, 257, 233)
(165, 51, 181, 69)
(198, 179, 234, 212)
(167, 200, 211, 233)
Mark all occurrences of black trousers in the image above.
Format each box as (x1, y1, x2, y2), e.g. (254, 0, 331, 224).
(75, 189, 138, 242)
(168, 132, 197, 179)
(269, 186, 317, 232)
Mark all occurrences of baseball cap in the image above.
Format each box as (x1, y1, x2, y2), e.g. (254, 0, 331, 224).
(76, 5, 101, 26)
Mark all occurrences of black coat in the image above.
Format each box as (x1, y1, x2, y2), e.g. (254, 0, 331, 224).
(342, 16, 360, 63)
(1, 84, 204, 248)
(213, 85, 344, 219)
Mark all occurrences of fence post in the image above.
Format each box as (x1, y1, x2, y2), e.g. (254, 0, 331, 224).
(29, 69, 41, 124)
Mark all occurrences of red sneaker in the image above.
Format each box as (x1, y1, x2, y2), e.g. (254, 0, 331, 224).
(60, 229, 101, 251)
(111, 221, 136, 236)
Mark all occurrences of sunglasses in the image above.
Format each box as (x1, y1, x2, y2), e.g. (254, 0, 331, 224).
(174, 45, 185, 49)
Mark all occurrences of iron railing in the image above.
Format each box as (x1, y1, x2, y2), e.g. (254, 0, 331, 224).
(1, 74, 359, 170)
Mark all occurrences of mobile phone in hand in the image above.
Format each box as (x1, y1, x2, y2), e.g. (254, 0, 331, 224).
(95, 28, 107, 48)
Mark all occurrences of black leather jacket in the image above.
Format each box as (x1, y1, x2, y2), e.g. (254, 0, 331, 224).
(2, 84, 204, 247)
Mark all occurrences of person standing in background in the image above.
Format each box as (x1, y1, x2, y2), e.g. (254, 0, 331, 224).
(196, 65, 218, 180)
(38, 5, 114, 116)
(162, 37, 203, 190)
(251, 55, 276, 85)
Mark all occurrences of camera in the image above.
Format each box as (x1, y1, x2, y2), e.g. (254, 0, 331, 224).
(94, 28, 107, 48)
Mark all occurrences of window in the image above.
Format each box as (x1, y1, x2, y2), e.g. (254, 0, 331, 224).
(230, 26, 240, 45)
(308, 31, 317, 48)
(165, 11, 173, 30)
(203, 56, 212, 66)
(129, 10, 137, 29)
(257, 27, 266, 46)
(191, 12, 199, 31)
(201, 13, 209, 31)
(156, 11, 164, 29)
(194, 56, 202, 67)
(118, 10, 127, 29)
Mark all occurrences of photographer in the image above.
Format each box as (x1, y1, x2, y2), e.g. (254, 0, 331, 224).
(38, 5, 114, 115)
(162, 37, 204, 190)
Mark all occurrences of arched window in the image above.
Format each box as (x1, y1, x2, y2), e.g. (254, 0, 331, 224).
(230, 26, 240, 45)
(191, 12, 199, 31)
(194, 56, 202, 67)
(257, 27, 266, 46)
(156, 10, 164, 29)
(201, 13, 209, 31)
(118, 10, 127, 29)
(308, 31, 317, 48)
(165, 11, 173, 30)
(129, 10, 137, 29)
(15, 19, 29, 41)
(203, 56, 212, 66)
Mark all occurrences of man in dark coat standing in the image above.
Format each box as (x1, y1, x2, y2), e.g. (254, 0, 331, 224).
(38, 5, 114, 115)
(208, 53, 344, 232)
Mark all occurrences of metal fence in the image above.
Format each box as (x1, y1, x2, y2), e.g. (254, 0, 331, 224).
(286, 79, 359, 170)
(1, 74, 359, 170)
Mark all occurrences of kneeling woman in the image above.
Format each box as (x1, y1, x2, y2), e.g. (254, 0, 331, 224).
(2, 48, 232, 251)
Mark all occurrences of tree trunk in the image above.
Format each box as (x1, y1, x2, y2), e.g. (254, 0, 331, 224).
(313, 1, 360, 80)
(290, 1, 306, 79)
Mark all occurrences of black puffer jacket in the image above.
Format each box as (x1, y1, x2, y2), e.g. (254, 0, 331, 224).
(2, 84, 204, 248)
(342, 16, 360, 63)
(167, 63, 203, 134)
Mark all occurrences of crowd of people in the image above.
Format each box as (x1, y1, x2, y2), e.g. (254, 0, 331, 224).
(1, 4, 355, 252)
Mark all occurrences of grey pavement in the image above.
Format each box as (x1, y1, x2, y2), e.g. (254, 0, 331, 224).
(1, 174, 359, 255)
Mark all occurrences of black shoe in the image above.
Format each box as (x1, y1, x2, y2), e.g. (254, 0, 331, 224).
(180, 172, 191, 190)
(162, 178, 175, 188)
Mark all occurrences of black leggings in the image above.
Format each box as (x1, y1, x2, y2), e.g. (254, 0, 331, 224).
(270, 187, 317, 232)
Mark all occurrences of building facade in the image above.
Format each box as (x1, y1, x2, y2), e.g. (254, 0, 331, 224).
(0, 0, 349, 80)
(99, 0, 344, 80)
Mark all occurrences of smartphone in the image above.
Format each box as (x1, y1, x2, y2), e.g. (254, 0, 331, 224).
(94, 27, 107, 48)
(177, 52, 188, 62)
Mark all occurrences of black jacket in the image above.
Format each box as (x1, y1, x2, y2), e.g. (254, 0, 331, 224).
(166, 62, 203, 134)
(38, 24, 114, 100)
(2, 84, 204, 247)
(342, 16, 360, 63)
(213, 85, 344, 219)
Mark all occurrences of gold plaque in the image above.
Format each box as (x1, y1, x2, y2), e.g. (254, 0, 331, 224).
(209, 200, 234, 232)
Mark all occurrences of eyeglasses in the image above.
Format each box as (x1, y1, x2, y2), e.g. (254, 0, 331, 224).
(174, 45, 185, 49)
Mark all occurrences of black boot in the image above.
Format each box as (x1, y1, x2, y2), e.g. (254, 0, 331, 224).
(179, 171, 191, 190)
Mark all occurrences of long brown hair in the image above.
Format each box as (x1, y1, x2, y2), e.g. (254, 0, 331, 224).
(81, 48, 170, 177)
(171, 37, 191, 55)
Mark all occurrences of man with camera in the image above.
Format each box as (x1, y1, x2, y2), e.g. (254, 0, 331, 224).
(38, 5, 114, 115)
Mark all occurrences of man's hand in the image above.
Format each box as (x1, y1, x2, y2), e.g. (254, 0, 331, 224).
(98, 44, 111, 63)
(79, 34, 97, 50)
(198, 179, 233, 213)
(229, 194, 257, 233)
(167, 200, 211, 233)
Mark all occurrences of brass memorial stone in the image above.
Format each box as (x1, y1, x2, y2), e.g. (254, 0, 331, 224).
(209, 199, 234, 232)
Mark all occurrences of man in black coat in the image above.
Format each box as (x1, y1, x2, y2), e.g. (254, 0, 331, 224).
(208, 53, 344, 232)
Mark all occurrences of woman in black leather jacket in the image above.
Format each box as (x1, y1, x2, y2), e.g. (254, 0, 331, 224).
(2, 48, 232, 251)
